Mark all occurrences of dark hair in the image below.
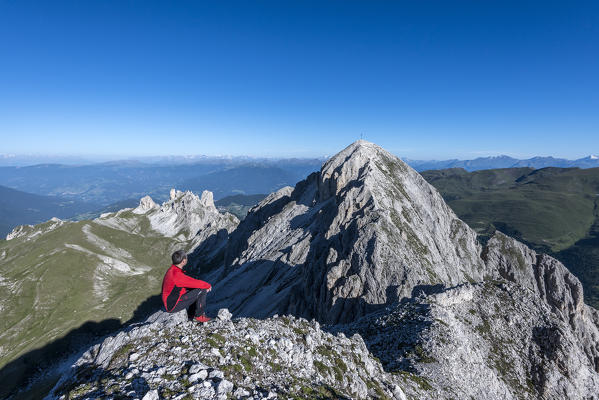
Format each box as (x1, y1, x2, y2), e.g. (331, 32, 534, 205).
(171, 250, 187, 265)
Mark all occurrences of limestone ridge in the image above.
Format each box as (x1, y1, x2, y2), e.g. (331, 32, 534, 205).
(44, 141, 599, 399)
(6, 216, 65, 240)
(208, 140, 485, 323)
(97, 189, 239, 271)
(483, 232, 599, 376)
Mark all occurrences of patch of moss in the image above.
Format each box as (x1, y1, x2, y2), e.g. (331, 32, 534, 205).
(463, 272, 476, 284)
(292, 385, 340, 400)
(240, 355, 252, 372)
(68, 383, 93, 398)
(248, 346, 258, 357)
(395, 371, 433, 391)
(414, 345, 437, 363)
(475, 319, 492, 336)
(269, 361, 283, 373)
(209, 332, 226, 343)
(334, 357, 348, 373)
(223, 363, 244, 375)
(109, 343, 135, 367)
(313, 360, 329, 375)
(180, 376, 191, 388)
(292, 326, 308, 336)
(205, 333, 227, 348)
(366, 379, 391, 400)
(316, 345, 334, 358)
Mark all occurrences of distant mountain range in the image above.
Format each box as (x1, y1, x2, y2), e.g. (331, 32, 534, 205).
(0, 160, 323, 206)
(0, 153, 327, 167)
(3, 152, 598, 171)
(215, 193, 267, 220)
(1, 153, 597, 237)
(406, 154, 599, 171)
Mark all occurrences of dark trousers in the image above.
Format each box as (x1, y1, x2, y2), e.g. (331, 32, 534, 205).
(169, 288, 207, 319)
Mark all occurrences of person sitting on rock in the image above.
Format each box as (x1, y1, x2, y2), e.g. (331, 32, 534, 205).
(161, 250, 212, 322)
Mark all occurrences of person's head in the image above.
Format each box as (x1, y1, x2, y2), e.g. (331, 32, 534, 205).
(171, 250, 187, 267)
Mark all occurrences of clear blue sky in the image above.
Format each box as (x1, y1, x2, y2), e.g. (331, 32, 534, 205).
(0, 1, 597, 159)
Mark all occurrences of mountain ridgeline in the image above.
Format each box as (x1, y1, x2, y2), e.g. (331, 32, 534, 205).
(4, 141, 599, 399)
(408, 154, 599, 172)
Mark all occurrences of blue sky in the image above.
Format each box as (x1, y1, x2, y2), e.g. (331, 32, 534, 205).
(0, 1, 597, 159)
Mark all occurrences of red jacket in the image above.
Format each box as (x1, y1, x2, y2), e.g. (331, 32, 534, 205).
(161, 265, 211, 312)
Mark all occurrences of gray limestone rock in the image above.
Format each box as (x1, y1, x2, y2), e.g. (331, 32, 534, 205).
(141, 389, 159, 400)
(216, 308, 232, 321)
(338, 281, 599, 399)
(134, 195, 157, 213)
(48, 310, 397, 400)
(209, 140, 486, 323)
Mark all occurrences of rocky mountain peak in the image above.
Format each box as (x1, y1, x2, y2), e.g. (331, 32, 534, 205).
(318, 140, 389, 201)
(208, 140, 485, 323)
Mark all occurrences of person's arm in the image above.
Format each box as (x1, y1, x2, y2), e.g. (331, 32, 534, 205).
(174, 268, 212, 290)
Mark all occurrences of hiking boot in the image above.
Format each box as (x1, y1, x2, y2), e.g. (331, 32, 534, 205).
(194, 315, 212, 323)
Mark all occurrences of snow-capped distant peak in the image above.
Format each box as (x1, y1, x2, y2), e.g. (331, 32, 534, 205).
(590, 155, 598, 160)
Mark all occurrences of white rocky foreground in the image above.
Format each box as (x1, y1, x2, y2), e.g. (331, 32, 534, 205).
(48, 309, 406, 400)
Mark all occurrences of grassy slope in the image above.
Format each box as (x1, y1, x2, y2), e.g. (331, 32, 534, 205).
(0, 214, 193, 397)
(422, 167, 599, 307)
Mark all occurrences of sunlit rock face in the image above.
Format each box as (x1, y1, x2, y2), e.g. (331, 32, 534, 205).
(209, 140, 486, 323)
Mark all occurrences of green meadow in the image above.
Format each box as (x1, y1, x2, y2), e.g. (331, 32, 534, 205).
(422, 167, 599, 307)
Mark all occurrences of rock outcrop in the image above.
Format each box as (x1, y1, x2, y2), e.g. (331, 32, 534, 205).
(97, 189, 239, 272)
(335, 280, 599, 399)
(48, 309, 407, 400)
(5, 217, 65, 240)
(99, 189, 237, 243)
